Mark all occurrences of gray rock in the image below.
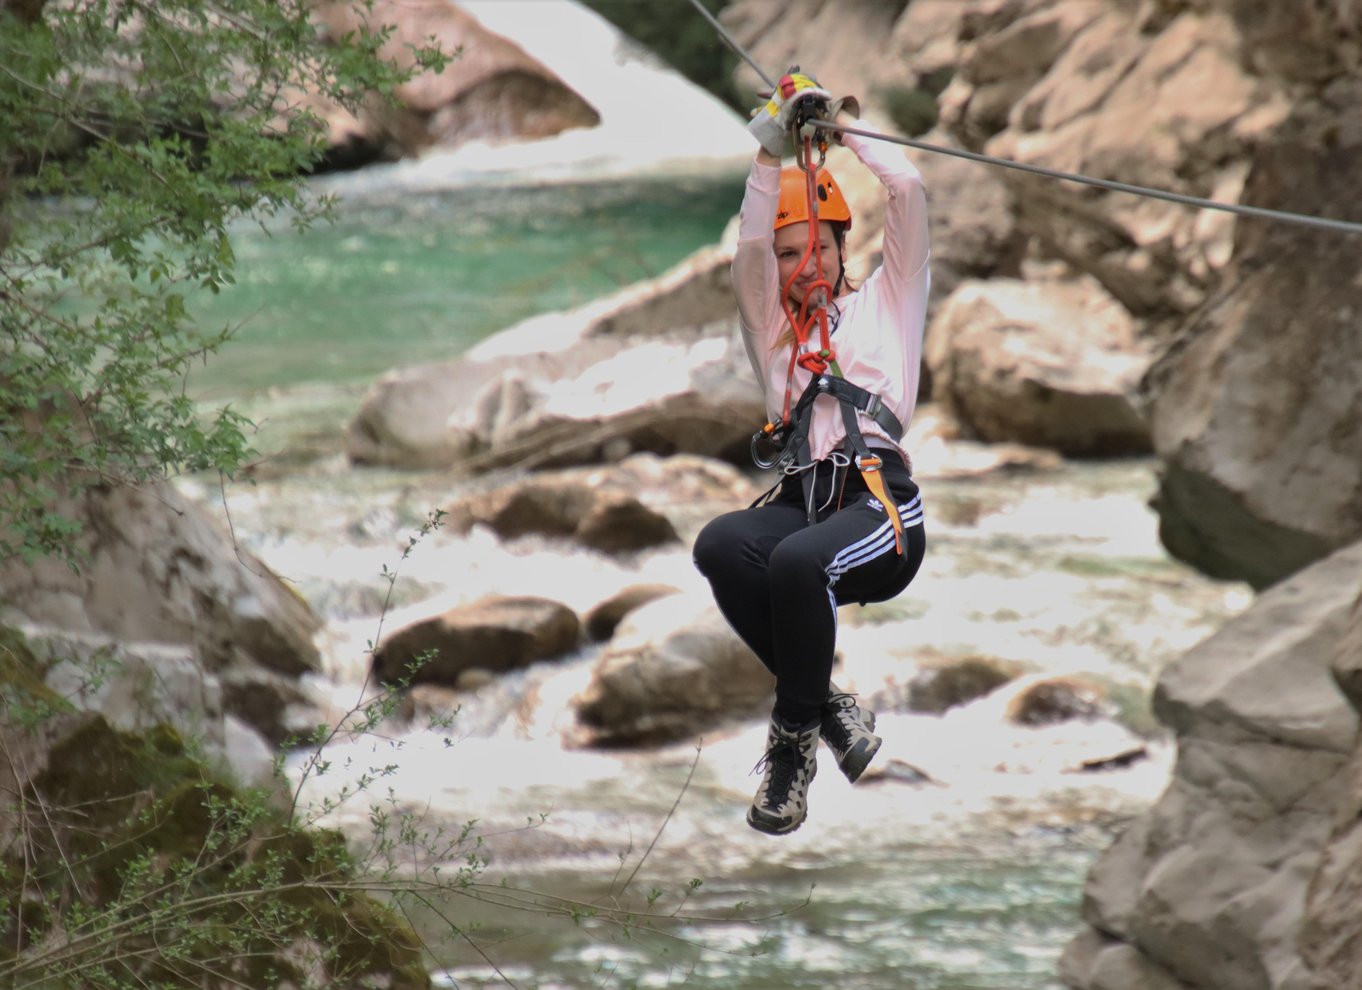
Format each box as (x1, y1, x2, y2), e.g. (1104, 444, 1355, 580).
(571, 593, 774, 747)
(1062, 541, 1362, 990)
(926, 278, 1152, 455)
(445, 452, 758, 554)
(0, 480, 322, 743)
(1300, 583, 1362, 987)
(1145, 99, 1362, 589)
(903, 654, 1020, 714)
(371, 594, 581, 688)
(583, 584, 681, 643)
(447, 480, 677, 555)
(345, 247, 760, 471)
(1004, 675, 1108, 727)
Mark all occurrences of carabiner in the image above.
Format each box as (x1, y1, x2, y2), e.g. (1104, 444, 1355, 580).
(751, 424, 792, 471)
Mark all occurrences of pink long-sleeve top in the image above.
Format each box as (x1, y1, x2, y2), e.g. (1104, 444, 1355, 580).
(731, 127, 930, 465)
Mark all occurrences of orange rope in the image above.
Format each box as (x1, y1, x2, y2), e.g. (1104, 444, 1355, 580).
(778, 135, 838, 424)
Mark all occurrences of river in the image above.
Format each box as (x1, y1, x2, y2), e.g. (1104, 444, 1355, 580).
(176, 5, 1251, 988)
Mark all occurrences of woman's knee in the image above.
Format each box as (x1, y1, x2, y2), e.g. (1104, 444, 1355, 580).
(766, 538, 827, 591)
(692, 512, 744, 575)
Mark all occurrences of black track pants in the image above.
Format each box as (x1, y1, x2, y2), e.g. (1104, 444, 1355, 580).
(693, 458, 925, 727)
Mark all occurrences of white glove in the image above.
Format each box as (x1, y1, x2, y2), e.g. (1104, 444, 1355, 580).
(746, 68, 833, 157)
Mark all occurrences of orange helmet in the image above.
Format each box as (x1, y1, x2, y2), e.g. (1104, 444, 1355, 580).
(774, 166, 852, 232)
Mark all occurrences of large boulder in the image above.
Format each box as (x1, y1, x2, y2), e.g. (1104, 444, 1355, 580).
(371, 594, 581, 688)
(449, 478, 679, 555)
(0, 482, 320, 677)
(1059, 540, 1362, 990)
(925, 277, 1152, 455)
(464, 333, 763, 471)
(1144, 92, 1362, 589)
(571, 593, 774, 747)
(304, 0, 599, 163)
(344, 246, 757, 470)
(0, 633, 432, 990)
(0, 481, 323, 744)
(445, 453, 759, 551)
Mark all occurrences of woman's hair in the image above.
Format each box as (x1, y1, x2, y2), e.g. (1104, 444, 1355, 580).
(832, 223, 857, 295)
(774, 221, 855, 350)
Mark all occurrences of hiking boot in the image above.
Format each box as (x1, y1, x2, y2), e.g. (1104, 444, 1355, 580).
(747, 715, 820, 835)
(821, 683, 881, 783)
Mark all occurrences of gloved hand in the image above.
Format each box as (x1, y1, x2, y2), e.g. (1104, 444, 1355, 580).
(746, 67, 833, 157)
(824, 94, 862, 143)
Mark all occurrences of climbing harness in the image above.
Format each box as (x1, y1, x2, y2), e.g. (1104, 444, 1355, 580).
(748, 86, 908, 555)
(751, 369, 909, 555)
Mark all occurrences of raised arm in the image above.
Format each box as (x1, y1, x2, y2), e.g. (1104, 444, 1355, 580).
(731, 154, 784, 349)
(842, 123, 929, 289)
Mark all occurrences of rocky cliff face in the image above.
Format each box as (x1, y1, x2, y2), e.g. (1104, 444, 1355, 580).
(714, 0, 1362, 986)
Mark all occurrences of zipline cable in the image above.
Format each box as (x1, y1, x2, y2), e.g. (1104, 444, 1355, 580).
(683, 0, 776, 89)
(815, 120, 1362, 236)
(683, 0, 1362, 237)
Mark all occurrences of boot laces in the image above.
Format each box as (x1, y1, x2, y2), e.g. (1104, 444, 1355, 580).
(824, 693, 862, 748)
(752, 736, 803, 798)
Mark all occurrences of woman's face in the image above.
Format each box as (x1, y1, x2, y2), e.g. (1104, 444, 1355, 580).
(774, 220, 842, 308)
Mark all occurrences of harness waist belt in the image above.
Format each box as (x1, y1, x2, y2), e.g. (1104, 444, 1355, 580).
(749, 372, 909, 555)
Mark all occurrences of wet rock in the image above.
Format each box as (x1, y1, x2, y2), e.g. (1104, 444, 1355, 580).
(1004, 675, 1108, 727)
(925, 277, 1152, 456)
(904, 654, 1021, 714)
(371, 594, 581, 688)
(859, 757, 943, 787)
(448, 482, 601, 540)
(445, 453, 756, 554)
(583, 584, 682, 642)
(1074, 746, 1148, 774)
(576, 496, 681, 555)
(448, 480, 676, 554)
(571, 593, 774, 747)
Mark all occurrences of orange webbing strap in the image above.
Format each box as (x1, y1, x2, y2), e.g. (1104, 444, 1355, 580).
(856, 455, 905, 556)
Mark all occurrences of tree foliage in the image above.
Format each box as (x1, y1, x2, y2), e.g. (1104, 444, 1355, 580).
(0, 0, 449, 565)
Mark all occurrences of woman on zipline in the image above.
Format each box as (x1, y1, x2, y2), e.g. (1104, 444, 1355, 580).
(693, 70, 930, 835)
